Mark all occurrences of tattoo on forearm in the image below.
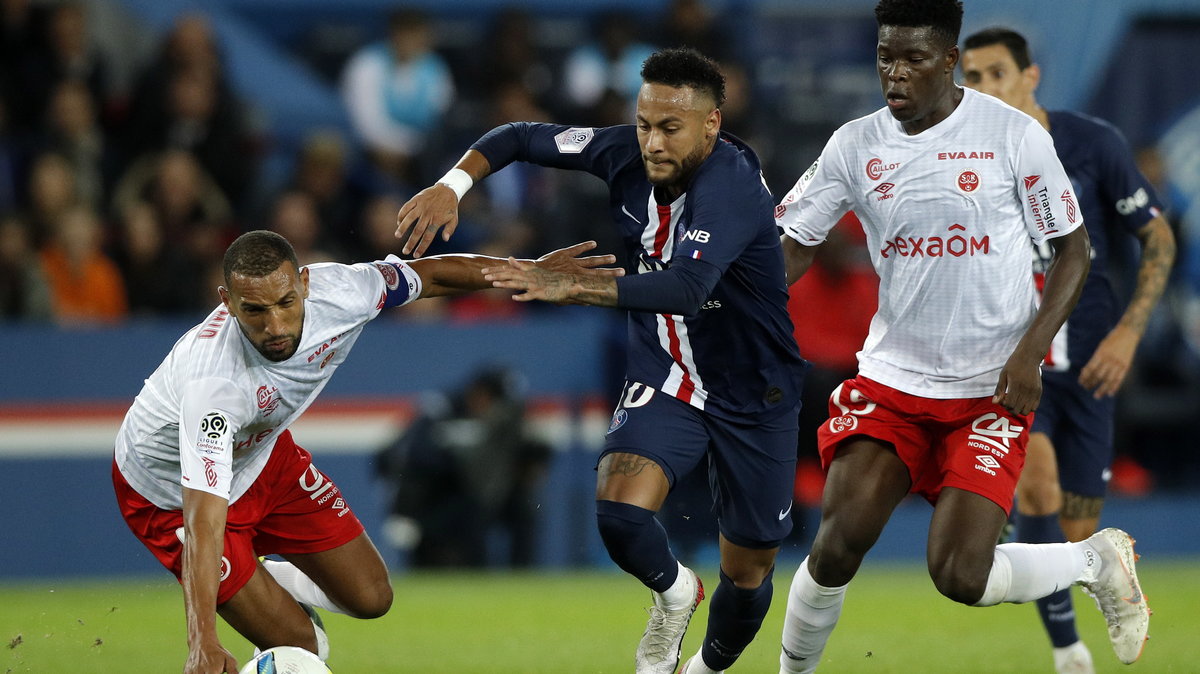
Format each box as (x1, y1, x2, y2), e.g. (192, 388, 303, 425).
(565, 273, 618, 307)
(1122, 224, 1176, 333)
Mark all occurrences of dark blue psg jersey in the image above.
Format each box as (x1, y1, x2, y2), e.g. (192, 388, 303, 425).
(1033, 111, 1163, 373)
(472, 123, 806, 421)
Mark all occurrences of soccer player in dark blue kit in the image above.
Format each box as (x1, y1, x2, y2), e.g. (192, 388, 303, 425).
(396, 48, 807, 674)
(962, 28, 1176, 674)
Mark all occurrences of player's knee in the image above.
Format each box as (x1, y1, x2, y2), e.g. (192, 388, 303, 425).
(341, 579, 393, 619)
(807, 534, 865, 587)
(595, 499, 656, 548)
(929, 562, 987, 605)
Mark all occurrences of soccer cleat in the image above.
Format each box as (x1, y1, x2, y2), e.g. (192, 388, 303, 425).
(1052, 640, 1095, 674)
(300, 602, 330, 661)
(636, 568, 705, 674)
(1078, 528, 1149, 664)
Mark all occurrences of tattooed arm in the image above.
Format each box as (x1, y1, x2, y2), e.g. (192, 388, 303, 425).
(1079, 215, 1176, 398)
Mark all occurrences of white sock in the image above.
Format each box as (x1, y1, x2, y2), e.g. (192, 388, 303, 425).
(780, 557, 847, 674)
(974, 542, 1092, 606)
(682, 649, 723, 673)
(262, 559, 348, 615)
(658, 562, 696, 611)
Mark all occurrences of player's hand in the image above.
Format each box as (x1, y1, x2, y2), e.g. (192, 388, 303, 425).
(482, 258, 577, 304)
(183, 638, 238, 674)
(993, 351, 1043, 415)
(1078, 324, 1139, 398)
(533, 241, 625, 278)
(395, 183, 459, 258)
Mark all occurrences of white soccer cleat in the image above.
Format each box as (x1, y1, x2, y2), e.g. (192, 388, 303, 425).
(1078, 528, 1149, 664)
(1052, 640, 1094, 674)
(636, 568, 705, 674)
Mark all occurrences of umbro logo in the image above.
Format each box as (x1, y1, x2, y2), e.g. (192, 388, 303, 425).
(873, 182, 895, 200)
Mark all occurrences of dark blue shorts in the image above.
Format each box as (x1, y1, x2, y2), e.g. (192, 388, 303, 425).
(1032, 371, 1116, 498)
(600, 381, 799, 548)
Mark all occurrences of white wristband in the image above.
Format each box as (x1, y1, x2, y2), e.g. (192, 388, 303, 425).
(436, 168, 473, 201)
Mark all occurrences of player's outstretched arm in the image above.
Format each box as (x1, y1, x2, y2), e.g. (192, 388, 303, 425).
(994, 226, 1091, 414)
(781, 235, 820, 285)
(411, 240, 623, 299)
(180, 487, 239, 674)
(1079, 215, 1176, 398)
(396, 149, 493, 258)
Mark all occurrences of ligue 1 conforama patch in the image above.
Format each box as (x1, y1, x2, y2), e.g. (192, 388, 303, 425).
(608, 408, 628, 434)
(555, 127, 594, 154)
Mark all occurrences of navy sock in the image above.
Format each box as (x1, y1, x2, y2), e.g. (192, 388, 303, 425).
(595, 500, 679, 592)
(700, 567, 774, 670)
(1017, 512, 1080, 648)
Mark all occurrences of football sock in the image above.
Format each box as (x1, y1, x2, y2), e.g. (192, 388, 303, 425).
(261, 559, 348, 615)
(1017, 512, 1080, 647)
(699, 567, 772, 670)
(595, 499, 679, 593)
(974, 542, 1090, 606)
(780, 557, 846, 674)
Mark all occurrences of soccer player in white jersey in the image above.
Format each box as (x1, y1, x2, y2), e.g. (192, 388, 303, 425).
(112, 230, 618, 674)
(773, 1, 1149, 672)
(962, 27, 1176, 674)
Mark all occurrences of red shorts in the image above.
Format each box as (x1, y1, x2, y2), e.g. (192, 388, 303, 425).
(113, 430, 365, 604)
(816, 376, 1031, 512)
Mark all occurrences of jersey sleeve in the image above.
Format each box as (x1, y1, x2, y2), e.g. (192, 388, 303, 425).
(1094, 124, 1164, 233)
(1016, 121, 1084, 244)
(470, 122, 639, 183)
(178, 377, 249, 501)
(776, 133, 854, 246)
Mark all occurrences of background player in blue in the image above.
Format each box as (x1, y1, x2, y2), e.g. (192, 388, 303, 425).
(397, 48, 807, 674)
(962, 28, 1176, 674)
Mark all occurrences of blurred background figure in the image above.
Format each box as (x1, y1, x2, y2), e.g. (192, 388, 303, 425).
(376, 366, 551, 568)
(267, 189, 342, 265)
(0, 215, 50, 320)
(560, 10, 654, 121)
(341, 8, 455, 187)
(37, 203, 126, 324)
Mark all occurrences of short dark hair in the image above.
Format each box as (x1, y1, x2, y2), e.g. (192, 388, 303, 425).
(963, 27, 1033, 70)
(640, 48, 725, 108)
(875, 0, 964, 49)
(223, 230, 299, 285)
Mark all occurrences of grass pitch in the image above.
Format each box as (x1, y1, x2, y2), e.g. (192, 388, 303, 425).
(2, 560, 1197, 672)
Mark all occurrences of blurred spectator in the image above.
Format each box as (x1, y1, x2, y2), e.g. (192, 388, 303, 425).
(376, 366, 551, 568)
(268, 190, 342, 266)
(41, 79, 111, 209)
(123, 12, 256, 209)
(0, 98, 26, 214)
(7, 2, 109, 134)
(341, 8, 455, 186)
(23, 151, 78, 246)
(113, 201, 203, 315)
(38, 204, 127, 324)
(560, 11, 654, 119)
(660, 0, 731, 63)
(474, 8, 554, 109)
(286, 129, 357, 251)
(0, 216, 50, 320)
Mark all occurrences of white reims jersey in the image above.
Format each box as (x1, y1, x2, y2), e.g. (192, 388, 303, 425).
(778, 87, 1083, 398)
(115, 261, 421, 509)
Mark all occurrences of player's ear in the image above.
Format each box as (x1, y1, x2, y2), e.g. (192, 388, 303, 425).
(300, 266, 310, 299)
(945, 44, 960, 73)
(706, 107, 721, 138)
(1025, 63, 1041, 92)
(218, 285, 231, 310)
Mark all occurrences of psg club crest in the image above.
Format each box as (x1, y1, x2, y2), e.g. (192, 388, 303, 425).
(608, 408, 628, 434)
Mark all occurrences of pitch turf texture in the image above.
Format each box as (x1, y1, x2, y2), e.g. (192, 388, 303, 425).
(3, 562, 1196, 673)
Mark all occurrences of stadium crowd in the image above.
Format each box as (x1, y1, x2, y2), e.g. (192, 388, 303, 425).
(0, 0, 1196, 491)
